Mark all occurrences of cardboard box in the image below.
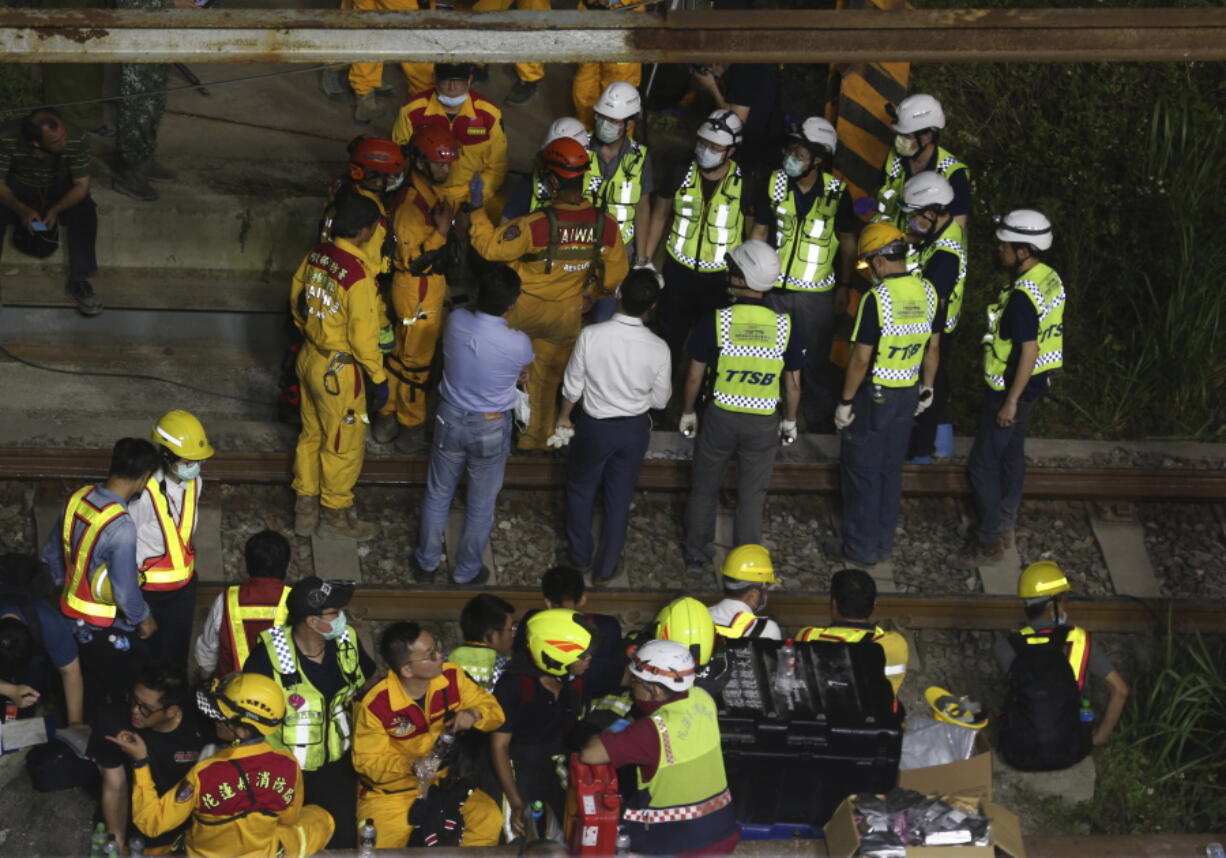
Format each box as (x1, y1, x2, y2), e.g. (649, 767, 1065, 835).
(898, 748, 994, 801)
(824, 793, 1027, 858)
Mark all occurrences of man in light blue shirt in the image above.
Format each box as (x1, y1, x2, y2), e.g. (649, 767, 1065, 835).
(41, 437, 160, 715)
(414, 265, 535, 585)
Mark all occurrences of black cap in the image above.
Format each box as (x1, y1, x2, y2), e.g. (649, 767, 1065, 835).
(287, 576, 355, 621)
(434, 63, 474, 82)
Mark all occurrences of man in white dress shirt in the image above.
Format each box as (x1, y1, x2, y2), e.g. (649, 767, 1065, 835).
(550, 270, 671, 582)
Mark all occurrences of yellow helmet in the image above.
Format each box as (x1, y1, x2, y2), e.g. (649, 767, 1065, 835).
(151, 410, 215, 461)
(655, 597, 716, 668)
(857, 222, 908, 262)
(526, 609, 594, 676)
(91, 568, 114, 604)
(203, 673, 286, 736)
(721, 544, 777, 586)
(1017, 561, 1070, 600)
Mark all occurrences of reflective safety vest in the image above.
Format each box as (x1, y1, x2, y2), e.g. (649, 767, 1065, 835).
(217, 578, 290, 678)
(527, 168, 552, 214)
(876, 146, 970, 230)
(260, 624, 366, 771)
(59, 486, 128, 628)
(983, 262, 1065, 391)
(138, 476, 199, 591)
(713, 610, 773, 640)
(667, 161, 744, 272)
(447, 642, 505, 692)
(623, 688, 736, 855)
(918, 218, 967, 334)
(797, 624, 908, 692)
(1018, 625, 1091, 691)
(585, 140, 648, 246)
(711, 304, 791, 415)
(767, 169, 844, 292)
(855, 273, 936, 388)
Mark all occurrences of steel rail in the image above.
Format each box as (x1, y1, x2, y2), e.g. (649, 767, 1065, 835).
(1, 8, 1225, 63)
(3, 448, 1222, 502)
(193, 584, 1226, 634)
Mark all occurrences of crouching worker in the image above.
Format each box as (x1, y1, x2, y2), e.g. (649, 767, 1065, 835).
(113, 672, 334, 858)
(353, 621, 506, 848)
(580, 640, 738, 857)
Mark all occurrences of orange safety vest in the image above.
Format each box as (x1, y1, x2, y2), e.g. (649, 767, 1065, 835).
(713, 611, 771, 640)
(139, 476, 198, 591)
(216, 578, 291, 677)
(1019, 625, 1091, 691)
(58, 485, 128, 628)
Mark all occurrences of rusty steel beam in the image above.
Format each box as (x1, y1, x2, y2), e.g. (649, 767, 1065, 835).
(0, 8, 1224, 63)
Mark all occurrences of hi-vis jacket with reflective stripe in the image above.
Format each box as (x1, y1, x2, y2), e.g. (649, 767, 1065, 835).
(982, 261, 1065, 391)
(1017, 625, 1091, 690)
(917, 218, 967, 334)
(767, 169, 844, 292)
(585, 139, 648, 246)
(138, 475, 200, 591)
(876, 146, 969, 230)
(216, 578, 290, 678)
(711, 304, 791, 415)
(667, 161, 744, 272)
(853, 272, 936, 388)
(59, 485, 127, 628)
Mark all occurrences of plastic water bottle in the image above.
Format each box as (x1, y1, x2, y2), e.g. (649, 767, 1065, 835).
(528, 800, 545, 840)
(88, 822, 107, 858)
(774, 639, 796, 698)
(358, 819, 377, 857)
(1079, 699, 1095, 724)
(102, 835, 119, 856)
(616, 826, 632, 855)
(1205, 843, 1226, 858)
(413, 732, 456, 797)
(128, 837, 145, 857)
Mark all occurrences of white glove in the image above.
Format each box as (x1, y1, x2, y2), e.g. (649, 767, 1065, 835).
(916, 385, 935, 416)
(513, 387, 532, 430)
(780, 419, 797, 446)
(546, 425, 575, 449)
(679, 412, 698, 439)
(834, 402, 855, 430)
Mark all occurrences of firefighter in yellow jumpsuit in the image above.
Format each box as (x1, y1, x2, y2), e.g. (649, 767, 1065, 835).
(348, 0, 439, 123)
(371, 127, 461, 453)
(353, 621, 506, 847)
(290, 193, 388, 542)
(468, 136, 629, 450)
(113, 673, 334, 858)
(570, 0, 643, 127)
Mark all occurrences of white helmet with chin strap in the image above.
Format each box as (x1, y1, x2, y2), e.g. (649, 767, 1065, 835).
(542, 116, 591, 151)
(594, 81, 641, 121)
(630, 639, 696, 693)
(890, 94, 946, 135)
(727, 240, 781, 292)
(900, 171, 954, 212)
(796, 116, 837, 157)
(697, 109, 743, 147)
(995, 209, 1053, 252)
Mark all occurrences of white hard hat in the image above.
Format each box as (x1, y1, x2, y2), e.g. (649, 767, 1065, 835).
(542, 116, 590, 151)
(995, 209, 1053, 251)
(594, 81, 641, 121)
(630, 639, 696, 693)
(795, 116, 837, 156)
(900, 171, 954, 212)
(697, 109, 743, 147)
(727, 240, 781, 292)
(891, 94, 946, 135)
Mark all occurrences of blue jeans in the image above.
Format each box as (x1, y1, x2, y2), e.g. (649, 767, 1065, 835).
(415, 401, 512, 583)
(839, 384, 918, 565)
(967, 388, 1040, 545)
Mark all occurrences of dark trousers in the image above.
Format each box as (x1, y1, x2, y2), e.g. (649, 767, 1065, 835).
(0, 178, 97, 282)
(908, 337, 954, 460)
(764, 288, 838, 428)
(141, 577, 197, 672)
(657, 257, 730, 361)
(304, 757, 359, 850)
(685, 406, 779, 562)
(967, 388, 1041, 545)
(839, 384, 918, 566)
(565, 410, 651, 580)
(76, 626, 149, 720)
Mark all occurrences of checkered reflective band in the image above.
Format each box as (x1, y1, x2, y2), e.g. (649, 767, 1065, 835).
(622, 789, 733, 824)
(268, 626, 298, 677)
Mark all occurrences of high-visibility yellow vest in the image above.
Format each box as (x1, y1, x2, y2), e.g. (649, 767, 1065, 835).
(139, 476, 198, 591)
(527, 168, 552, 214)
(876, 146, 969, 230)
(667, 161, 744, 272)
(797, 624, 908, 695)
(1018, 625, 1091, 690)
(918, 219, 967, 334)
(58, 485, 127, 628)
(447, 643, 504, 692)
(982, 262, 1065, 391)
(853, 273, 937, 388)
(713, 610, 772, 640)
(767, 169, 843, 292)
(711, 304, 791, 415)
(218, 579, 290, 677)
(585, 140, 648, 246)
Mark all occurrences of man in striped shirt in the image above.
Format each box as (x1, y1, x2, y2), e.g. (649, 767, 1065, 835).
(0, 109, 101, 315)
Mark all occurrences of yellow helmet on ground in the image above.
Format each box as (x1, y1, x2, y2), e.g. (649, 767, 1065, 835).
(1017, 561, 1070, 600)
(200, 673, 286, 736)
(856, 222, 908, 263)
(526, 609, 594, 676)
(151, 410, 215, 461)
(655, 596, 716, 668)
(721, 544, 777, 587)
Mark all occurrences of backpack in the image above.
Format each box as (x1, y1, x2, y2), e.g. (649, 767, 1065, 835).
(407, 775, 473, 847)
(998, 626, 1090, 771)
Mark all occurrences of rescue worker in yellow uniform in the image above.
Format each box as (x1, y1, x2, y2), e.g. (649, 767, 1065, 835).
(798, 567, 908, 698)
(580, 640, 739, 857)
(113, 672, 334, 858)
(126, 410, 214, 672)
(706, 545, 782, 641)
(469, 136, 629, 450)
(470, 0, 548, 107)
(353, 621, 506, 847)
(391, 64, 508, 214)
(996, 562, 1129, 770)
(290, 193, 388, 542)
(370, 127, 461, 453)
(348, 0, 439, 124)
(570, 0, 642, 127)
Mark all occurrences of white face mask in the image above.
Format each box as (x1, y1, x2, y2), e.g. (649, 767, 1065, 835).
(894, 134, 920, 157)
(172, 460, 202, 482)
(385, 172, 405, 193)
(908, 215, 931, 236)
(437, 92, 467, 109)
(317, 610, 348, 641)
(695, 143, 724, 171)
(782, 154, 809, 179)
(595, 119, 622, 145)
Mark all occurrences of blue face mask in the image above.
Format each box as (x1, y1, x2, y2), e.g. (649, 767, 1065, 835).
(595, 119, 622, 145)
(173, 460, 202, 481)
(318, 610, 348, 641)
(437, 92, 467, 109)
(782, 154, 809, 179)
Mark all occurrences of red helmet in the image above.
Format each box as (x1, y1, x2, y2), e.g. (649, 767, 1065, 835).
(348, 137, 406, 180)
(540, 137, 589, 179)
(409, 126, 461, 164)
